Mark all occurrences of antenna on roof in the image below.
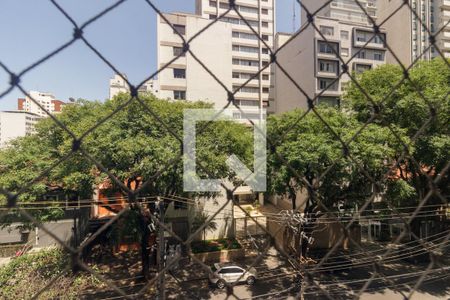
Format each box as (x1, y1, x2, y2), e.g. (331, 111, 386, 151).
(293, 0, 296, 33)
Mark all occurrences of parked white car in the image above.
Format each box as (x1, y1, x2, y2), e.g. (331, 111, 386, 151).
(209, 263, 257, 289)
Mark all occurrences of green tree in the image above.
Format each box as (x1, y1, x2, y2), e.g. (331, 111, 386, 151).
(344, 58, 450, 236)
(0, 93, 253, 279)
(267, 106, 406, 257)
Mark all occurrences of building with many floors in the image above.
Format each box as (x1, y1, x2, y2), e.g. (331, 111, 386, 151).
(378, 0, 450, 65)
(272, 14, 387, 113)
(157, 12, 233, 109)
(0, 111, 41, 148)
(17, 91, 66, 117)
(157, 0, 275, 111)
(109, 74, 159, 99)
(301, 0, 378, 25)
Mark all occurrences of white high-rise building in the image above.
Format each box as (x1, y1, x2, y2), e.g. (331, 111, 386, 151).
(157, 12, 233, 108)
(18, 91, 65, 117)
(0, 111, 40, 148)
(157, 0, 275, 111)
(109, 74, 160, 99)
(378, 0, 450, 65)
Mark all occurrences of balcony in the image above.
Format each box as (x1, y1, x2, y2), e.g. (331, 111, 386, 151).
(441, 0, 450, 8)
(353, 30, 387, 50)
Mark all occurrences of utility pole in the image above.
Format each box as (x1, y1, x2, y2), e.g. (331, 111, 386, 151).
(158, 200, 166, 300)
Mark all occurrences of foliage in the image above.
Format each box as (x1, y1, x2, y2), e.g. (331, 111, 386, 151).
(267, 106, 407, 211)
(0, 93, 253, 226)
(191, 210, 219, 242)
(344, 58, 450, 205)
(0, 248, 102, 299)
(191, 238, 242, 253)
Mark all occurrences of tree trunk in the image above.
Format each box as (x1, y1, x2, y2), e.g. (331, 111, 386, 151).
(288, 185, 297, 210)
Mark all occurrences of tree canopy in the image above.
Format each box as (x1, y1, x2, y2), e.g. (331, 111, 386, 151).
(344, 58, 450, 206)
(0, 93, 253, 224)
(267, 106, 407, 211)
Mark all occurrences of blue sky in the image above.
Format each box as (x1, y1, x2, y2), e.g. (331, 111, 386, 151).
(0, 0, 300, 110)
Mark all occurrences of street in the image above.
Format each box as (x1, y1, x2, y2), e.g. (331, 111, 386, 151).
(161, 246, 450, 300)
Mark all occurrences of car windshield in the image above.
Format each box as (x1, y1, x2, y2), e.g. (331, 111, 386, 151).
(211, 263, 221, 272)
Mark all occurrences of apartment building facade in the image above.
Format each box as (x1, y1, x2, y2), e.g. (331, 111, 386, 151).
(273, 15, 387, 113)
(378, 0, 450, 65)
(157, 1, 275, 112)
(109, 74, 159, 99)
(17, 91, 65, 117)
(157, 12, 233, 109)
(196, 0, 275, 110)
(0, 111, 40, 148)
(301, 0, 378, 25)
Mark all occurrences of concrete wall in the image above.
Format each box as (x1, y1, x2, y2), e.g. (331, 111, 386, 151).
(157, 13, 233, 107)
(0, 111, 39, 148)
(186, 16, 233, 108)
(195, 189, 235, 240)
(0, 220, 74, 252)
(378, 0, 413, 65)
(164, 189, 234, 242)
(274, 26, 315, 113)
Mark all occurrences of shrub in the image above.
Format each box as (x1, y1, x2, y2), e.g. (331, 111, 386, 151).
(0, 248, 102, 299)
(191, 238, 242, 254)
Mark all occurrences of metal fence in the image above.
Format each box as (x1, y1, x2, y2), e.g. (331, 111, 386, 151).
(0, 0, 449, 299)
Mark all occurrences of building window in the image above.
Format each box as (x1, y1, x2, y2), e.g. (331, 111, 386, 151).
(373, 34, 385, 44)
(317, 97, 339, 107)
(209, 0, 217, 7)
(262, 87, 269, 93)
(262, 21, 269, 28)
(173, 24, 186, 35)
(219, 2, 229, 9)
(262, 48, 269, 54)
(318, 60, 338, 74)
(173, 47, 185, 57)
(341, 48, 349, 56)
(357, 50, 366, 59)
(320, 26, 334, 36)
(261, 8, 269, 15)
(234, 85, 260, 93)
(354, 63, 372, 74)
(318, 41, 338, 54)
(262, 74, 269, 80)
(233, 58, 259, 67)
(233, 45, 259, 53)
(262, 34, 269, 41)
(318, 78, 338, 91)
(173, 90, 186, 100)
(209, 14, 217, 19)
(374, 52, 384, 61)
(173, 68, 186, 78)
(355, 30, 368, 42)
(239, 6, 258, 14)
(232, 31, 258, 40)
(236, 99, 259, 106)
(340, 30, 349, 40)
